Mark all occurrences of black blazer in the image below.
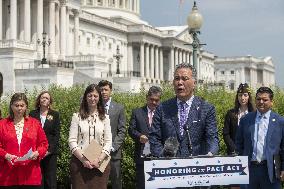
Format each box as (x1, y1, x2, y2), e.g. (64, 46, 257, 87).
(29, 109, 60, 155)
(222, 109, 238, 154)
(128, 106, 150, 164)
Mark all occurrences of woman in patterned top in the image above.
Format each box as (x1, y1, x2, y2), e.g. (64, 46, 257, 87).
(0, 93, 48, 188)
(69, 84, 112, 189)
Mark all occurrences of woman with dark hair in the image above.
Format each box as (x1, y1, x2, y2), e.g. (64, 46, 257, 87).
(29, 91, 60, 189)
(223, 83, 255, 189)
(68, 84, 112, 189)
(0, 93, 48, 188)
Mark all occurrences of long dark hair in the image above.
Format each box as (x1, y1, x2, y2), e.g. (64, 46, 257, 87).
(34, 91, 53, 110)
(9, 93, 29, 119)
(234, 83, 255, 113)
(79, 84, 105, 120)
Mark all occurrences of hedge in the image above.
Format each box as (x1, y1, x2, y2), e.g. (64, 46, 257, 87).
(1, 84, 284, 188)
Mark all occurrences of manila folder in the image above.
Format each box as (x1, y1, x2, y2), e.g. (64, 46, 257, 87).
(83, 139, 110, 173)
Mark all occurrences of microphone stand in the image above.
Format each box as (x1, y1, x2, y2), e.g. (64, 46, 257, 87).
(184, 124, 193, 156)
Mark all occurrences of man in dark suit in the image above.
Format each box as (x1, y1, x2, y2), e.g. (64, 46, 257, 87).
(149, 63, 219, 158)
(235, 87, 284, 189)
(98, 80, 126, 189)
(128, 86, 162, 189)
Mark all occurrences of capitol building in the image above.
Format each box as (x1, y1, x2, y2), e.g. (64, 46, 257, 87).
(0, 0, 275, 95)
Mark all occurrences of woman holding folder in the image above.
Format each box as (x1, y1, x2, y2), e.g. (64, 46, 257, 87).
(68, 84, 112, 189)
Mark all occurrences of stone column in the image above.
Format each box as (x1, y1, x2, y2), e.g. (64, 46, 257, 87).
(179, 50, 182, 64)
(0, 0, 3, 40)
(155, 46, 159, 79)
(74, 10, 79, 55)
(150, 45, 154, 79)
(37, 0, 43, 50)
(127, 42, 133, 74)
(133, 0, 136, 12)
(129, 0, 133, 11)
(183, 50, 186, 63)
(55, 4, 60, 54)
(66, 7, 71, 56)
(140, 42, 144, 78)
(241, 67, 245, 83)
(49, 0, 56, 57)
(10, 0, 17, 39)
(186, 51, 189, 63)
(24, 0, 31, 42)
(115, 0, 119, 8)
(175, 48, 178, 66)
(159, 48, 164, 81)
(137, 0, 140, 14)
(60, 1, 66, 59)
(145, 44, 150, 78)
(169, 47, 175, 80)
(122, 0, 125, 8)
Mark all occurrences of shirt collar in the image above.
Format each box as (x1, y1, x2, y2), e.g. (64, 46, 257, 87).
(177, 95, 194, 106)
(105, 97, 112, 107)
(147, 106, 155, 114)
(256, 109, 271, 119)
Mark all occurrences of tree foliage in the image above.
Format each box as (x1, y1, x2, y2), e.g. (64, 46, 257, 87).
(1, 85, 284, 188)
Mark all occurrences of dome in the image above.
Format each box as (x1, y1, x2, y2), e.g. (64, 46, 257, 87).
(82, 0, 147, 25)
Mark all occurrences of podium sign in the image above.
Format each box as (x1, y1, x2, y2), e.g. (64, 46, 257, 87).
(144, 156, 249, 188)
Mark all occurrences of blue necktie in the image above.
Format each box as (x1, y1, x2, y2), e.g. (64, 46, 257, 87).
(256, 115, 266, 162)
(179, 101, 188, 135)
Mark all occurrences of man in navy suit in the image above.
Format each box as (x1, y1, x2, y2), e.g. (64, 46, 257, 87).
(98, 80, 126, 189)
(236, 87, 284, 189)
(128, 86, 162, 189)
(149, 63, 219, 158)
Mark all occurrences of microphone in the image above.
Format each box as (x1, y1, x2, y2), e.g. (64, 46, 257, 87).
(161, 137, 179, 157)
(183, 124, 193, 156)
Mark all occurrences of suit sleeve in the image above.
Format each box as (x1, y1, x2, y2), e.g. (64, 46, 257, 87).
(112, 105, 126, 151)
(128, 110, 142, 142)
(235, 117, 244, 155)
(0, 121, 7, 159)
(149, 105, 164, 157)
(48, 111, 61, 154)
(222, 111, 236, 154)
(68, 113, 80, 154)
(204, 104, 219, 155)
(280, 117, 284, 171)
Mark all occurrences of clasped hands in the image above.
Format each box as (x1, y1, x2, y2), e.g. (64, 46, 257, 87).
(5, 151, 39, 164)
(81, 156, 101, 169)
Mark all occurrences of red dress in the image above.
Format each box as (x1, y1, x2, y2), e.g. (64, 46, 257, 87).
(0, 117, 48, 186)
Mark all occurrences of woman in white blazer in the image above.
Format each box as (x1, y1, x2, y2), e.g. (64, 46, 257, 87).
(68, 84, 112, 189)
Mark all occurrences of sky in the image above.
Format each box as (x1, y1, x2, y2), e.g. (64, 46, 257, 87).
(140, 0, 284, 88)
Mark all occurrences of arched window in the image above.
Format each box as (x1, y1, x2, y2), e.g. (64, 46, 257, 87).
(0, 73, 3, 96)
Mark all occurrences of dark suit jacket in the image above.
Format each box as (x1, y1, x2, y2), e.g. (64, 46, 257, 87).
(149, 96, 219, 157)
(29, 109, 60, 155)
(235, 111, 284, 183)
(128, 106, 150, 164)
(222, 109, 238, 154)
(108, 101, 126, 160)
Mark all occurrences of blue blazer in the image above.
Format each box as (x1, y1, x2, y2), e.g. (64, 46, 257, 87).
(149, 96, 219, 157)
(235, 111, 284, 183)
